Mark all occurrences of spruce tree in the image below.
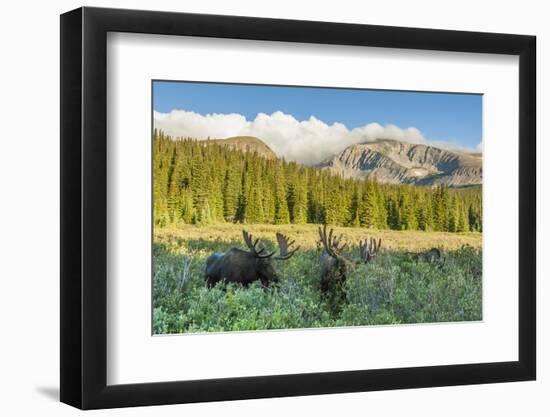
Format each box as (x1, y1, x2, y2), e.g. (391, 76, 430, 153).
(152, 132, 483, 233)
(273, 162, 290, 224)
(223, 164, 241, 222)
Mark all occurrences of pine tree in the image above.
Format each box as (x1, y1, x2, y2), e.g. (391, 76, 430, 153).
(457, 203, 468, 232)
(189, 150, 211, 224)
(289, 170, 308, 224)
(152, 131, 483, 233)
(324, 184, 342, 225)
(398, 191, 414, 230)
(359, 180, 378, 228)
(273, 162, 290, 224)
(417, 203, 428, 231)
(223, 164, 241, 222)
(348, 186, 361, 227)
(374, 182, 388, 229)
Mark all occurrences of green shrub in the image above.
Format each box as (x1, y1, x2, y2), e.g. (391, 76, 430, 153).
(152, 241, 481, 334)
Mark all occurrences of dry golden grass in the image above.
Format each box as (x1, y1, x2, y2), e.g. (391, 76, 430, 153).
(155, 223, 481, 251)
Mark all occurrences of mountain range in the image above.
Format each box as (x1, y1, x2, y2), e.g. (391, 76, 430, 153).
(319, 139, 482, 187)
(205, 136, 278, 160)
(207, 136, 482, 187)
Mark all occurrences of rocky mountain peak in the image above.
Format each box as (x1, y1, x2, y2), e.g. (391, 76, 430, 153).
(320, 139, 482, 187)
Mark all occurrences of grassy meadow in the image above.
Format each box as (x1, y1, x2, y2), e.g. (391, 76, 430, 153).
(153, 224, 482, 334)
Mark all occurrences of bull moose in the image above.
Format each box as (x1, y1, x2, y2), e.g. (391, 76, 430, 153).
(414, 248, 445, 267)
(204, 230, 299, 288)
(318, 225, 382, 296)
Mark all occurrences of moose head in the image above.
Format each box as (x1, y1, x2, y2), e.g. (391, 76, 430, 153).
(318, 225, 382, 296)
(358, 236, 383, 264)
(204, 230, 300, 288)
(415, 247, 445, 268)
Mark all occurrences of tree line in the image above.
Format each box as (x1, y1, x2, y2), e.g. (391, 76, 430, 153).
(153, 130, 482, 232)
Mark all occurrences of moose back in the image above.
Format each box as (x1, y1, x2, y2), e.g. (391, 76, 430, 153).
(205, 230, 299, 288)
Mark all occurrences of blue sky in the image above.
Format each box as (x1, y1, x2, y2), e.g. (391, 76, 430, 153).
(153, 80, 482, 165)
(153, 80, 482, 150)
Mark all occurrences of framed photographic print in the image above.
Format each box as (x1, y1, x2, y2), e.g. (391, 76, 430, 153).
(60, 6, 536, 410)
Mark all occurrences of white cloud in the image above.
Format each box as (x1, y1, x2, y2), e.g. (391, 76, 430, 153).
(476, 141, 483, 152)
(154, 109, 475, 165)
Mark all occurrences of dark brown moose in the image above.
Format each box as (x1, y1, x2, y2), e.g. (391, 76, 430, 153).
(415, 248, 445, 267)
(318, 225, 382, 296)
(204, 230, 299, 288)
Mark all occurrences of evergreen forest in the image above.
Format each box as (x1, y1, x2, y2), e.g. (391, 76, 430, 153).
(153, 130, 482, 233)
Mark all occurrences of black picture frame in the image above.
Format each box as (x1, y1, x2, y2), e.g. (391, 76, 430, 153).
(60, 6, 536, 410)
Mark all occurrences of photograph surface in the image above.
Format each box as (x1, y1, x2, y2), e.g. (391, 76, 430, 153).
(152, 81, 483, 335)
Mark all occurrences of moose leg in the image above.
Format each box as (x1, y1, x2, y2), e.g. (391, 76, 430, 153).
(205, 276, 217, 288)
(320, 274, 330, 295)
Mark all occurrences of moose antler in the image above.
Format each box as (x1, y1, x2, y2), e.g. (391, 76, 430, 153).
(318, 225, 349, 259)
(274, 233, 300, 260)
(242, 230, 274, 258)
(358, 237, 382, 263)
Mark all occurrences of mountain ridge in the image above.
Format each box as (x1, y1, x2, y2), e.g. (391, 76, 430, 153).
(206, 136, 278, 160)
(319, 138, 482, 187)
(205, 136, 482, 187)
